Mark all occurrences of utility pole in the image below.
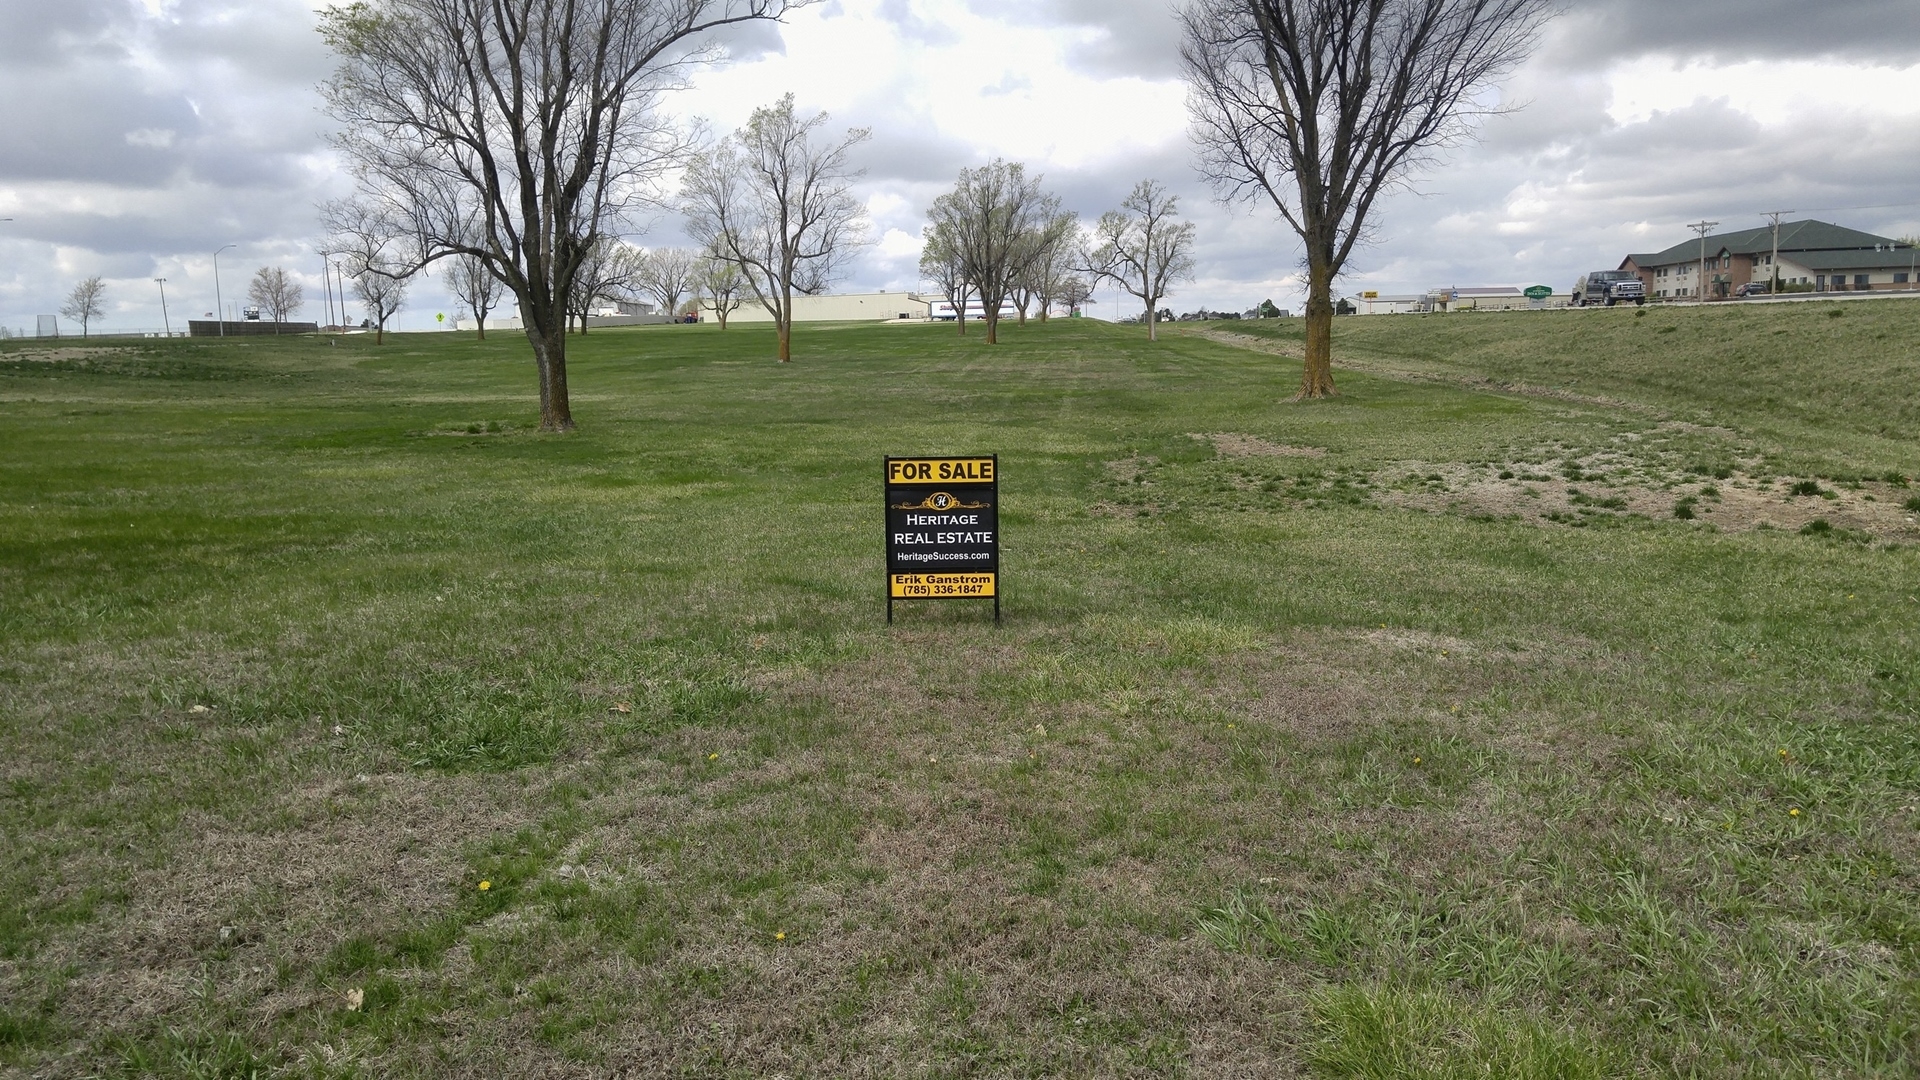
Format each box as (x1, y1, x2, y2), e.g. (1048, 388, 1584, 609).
(1760, 210, 1794, 294)
(154, 278, 172, 337)
(320, 254, 335, 330)
(212, 244, 235, 337)
(1688, 220, 1719, 302)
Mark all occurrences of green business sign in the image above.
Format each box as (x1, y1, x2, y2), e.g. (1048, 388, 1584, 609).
(1523, 285, 1553, 300)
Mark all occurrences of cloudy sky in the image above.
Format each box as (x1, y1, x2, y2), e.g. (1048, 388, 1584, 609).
(4, 0, 1920, 333)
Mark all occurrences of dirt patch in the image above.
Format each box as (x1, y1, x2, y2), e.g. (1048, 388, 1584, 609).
(1193, 433, 1327, 459)
(0, 347, 134, 364)
(1379, 455, 1920, 541)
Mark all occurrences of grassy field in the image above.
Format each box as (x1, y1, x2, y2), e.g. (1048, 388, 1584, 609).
(1, 302, 1916, 1078)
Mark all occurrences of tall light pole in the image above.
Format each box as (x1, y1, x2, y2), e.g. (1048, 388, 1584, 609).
(320, 254, 335, 330)
(212, 244, 235, 337)
(1760, 210, 1794, 294)
(1688, 220, 1719, 302)
(154, 278, 172, 337)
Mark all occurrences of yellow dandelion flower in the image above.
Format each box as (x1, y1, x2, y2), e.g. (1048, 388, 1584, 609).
(775, 931, 786, 941)
(1227, 723, 1235, 730)
(1413, 757, 1422, 765)
(478, 880, 491, 891)
(708, 753, 719, 761)
(1789, 808, 1801, 817)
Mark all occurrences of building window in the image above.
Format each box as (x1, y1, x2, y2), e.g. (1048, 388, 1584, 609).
(1897, 272, 1910, 284)
(1856, 274, 1871, 289)
(1816, 275, 1827, 290)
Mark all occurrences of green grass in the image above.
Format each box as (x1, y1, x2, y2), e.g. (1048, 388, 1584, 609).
(0, 307, 1916, 1077)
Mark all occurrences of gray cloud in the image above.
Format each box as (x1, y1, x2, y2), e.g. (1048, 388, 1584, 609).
(1548, 1, 1920, 68)
(968, 0, 1184, 78)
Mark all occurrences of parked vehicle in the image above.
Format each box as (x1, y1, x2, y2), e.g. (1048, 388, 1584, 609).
(1571, 271, 1646, 307)
(1734, 282, 1771, 298)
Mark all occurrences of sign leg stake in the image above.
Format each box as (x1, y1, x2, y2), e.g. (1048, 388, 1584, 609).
(994, 594, 1001, 626)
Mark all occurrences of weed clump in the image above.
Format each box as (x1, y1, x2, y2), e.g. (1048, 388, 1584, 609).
(1801, 519, 1832, 535)
(1905, 496, 1920, 513)
(1673, 497, 1698, 520)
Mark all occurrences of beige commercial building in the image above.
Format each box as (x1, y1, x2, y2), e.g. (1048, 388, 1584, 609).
(1622, 220, 1920, 299)
(699, 291, 932, 323)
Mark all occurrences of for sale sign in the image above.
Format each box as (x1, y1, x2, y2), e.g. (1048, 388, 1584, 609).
(885, 456, 999, 622)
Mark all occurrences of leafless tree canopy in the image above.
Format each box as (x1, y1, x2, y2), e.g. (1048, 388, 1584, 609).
(1086, 180, 1196, 342)
(247, 267, 304, 327)
(351, 259, 408, 344)
(923, 161, 1066, 345)
(448, 251, 504, 339)
(60, 277, 107, 338)
(637, 247, 701, 317)
(321, 0, 804, 429)
(1181, 0, 1555, 395)
(918, 221, 970, 334)
(697, 246, 746, 328)
(1055, 273, 1095, 316)
(1021, 215, 1082, 323)
(568, 240, 643, 333)
(682, 94, 870, 362)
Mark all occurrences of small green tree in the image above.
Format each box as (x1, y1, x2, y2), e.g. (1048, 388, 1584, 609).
(1257, 299, 1280, 318)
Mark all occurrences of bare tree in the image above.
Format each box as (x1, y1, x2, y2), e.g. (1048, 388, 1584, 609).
(1056, 274, 1095, 317)
(568, 239, 643, 334)
(448, 252, 504, 341)
(918, 220, 971, 334)
(1021, 213, 1079, 323)
(320, 0, 804, 431)
(351, 259, 408, 344)
(697, 247, 746, 327)
(925, 161, 1064, 345)
(247, 267, 304, 331)
(682, 94, 870, 362)
(637, 247, 701, 317)
(1086, 180, 1196, 342)
(60, 277, 107, 338)
(1181, 0, 1555, 397)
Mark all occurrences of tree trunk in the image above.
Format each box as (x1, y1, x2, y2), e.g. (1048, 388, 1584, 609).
(1300, 258, 1337, 399)
(777, 320, 792, 362)
(475, 308, 487, 341)
(1145, 302, 1158, 342)
(529, 328, 575, 431)
(375, 319, 384, 345)
(717, 308, 729, 330)
(985, 308, 998, 345)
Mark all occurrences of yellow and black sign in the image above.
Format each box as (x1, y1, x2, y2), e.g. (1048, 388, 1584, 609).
(886, 456, 999, 622)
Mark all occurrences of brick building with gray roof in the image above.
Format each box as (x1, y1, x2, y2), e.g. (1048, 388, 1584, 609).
(1621, 220, 1919, 300)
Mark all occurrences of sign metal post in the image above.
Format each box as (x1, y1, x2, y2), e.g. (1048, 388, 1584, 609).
(885, 456, 1000, 624)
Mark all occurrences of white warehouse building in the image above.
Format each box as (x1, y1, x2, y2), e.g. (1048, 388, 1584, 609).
(699, 291, 931, 323)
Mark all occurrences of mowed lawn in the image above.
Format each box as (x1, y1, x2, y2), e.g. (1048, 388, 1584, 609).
(1, 304, 1917, 1078)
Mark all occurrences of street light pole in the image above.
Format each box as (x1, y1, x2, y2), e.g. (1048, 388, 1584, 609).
(154, 278, 172, 337)
(212, 244, 235, 337)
